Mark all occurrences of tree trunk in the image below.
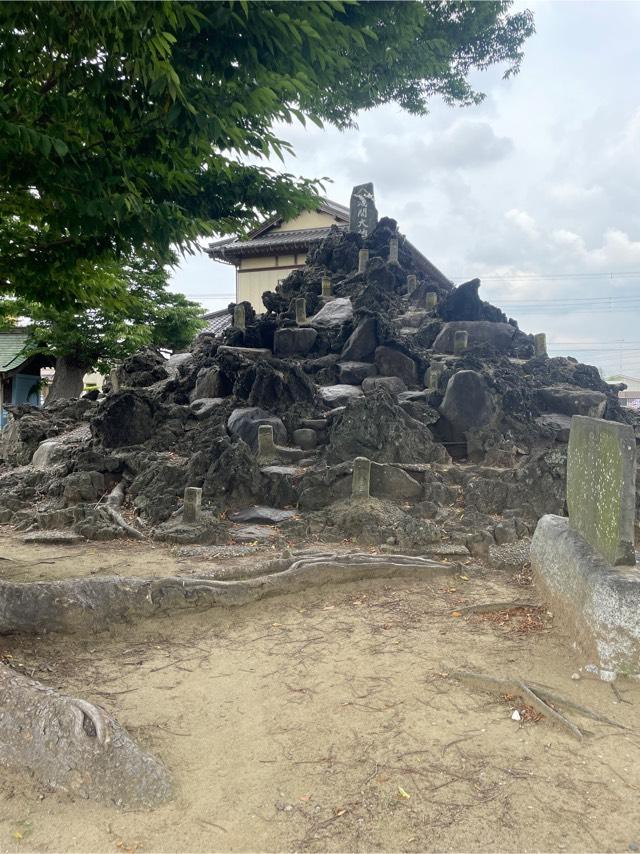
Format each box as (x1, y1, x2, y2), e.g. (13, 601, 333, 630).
(44, 356, 87, 405)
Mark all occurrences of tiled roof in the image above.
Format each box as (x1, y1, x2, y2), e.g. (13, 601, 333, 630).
(0, 331, 30, 372)
(209, 225, 346, 261)
(200, 309, 233, 336)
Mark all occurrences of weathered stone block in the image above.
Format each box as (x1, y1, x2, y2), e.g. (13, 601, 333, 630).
(341, 317, 377, 361)
(338, 361, 377, 385)
(310, 297, 353, 327)
(532, 514, 640, 679)
(293, 428, 318, 450)
(352, 457, 371, 499)
(566, 415, 636, 566)
(362, 376, 407, 396)
(537, 386, 607, 418)
(319, 385, 364, 407)
(273, 327, 318, 357)
(440, 371, 496, 436)
(374, 346, 417, 386)
(183, 487, 202, 524)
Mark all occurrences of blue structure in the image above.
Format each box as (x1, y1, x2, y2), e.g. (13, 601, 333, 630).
(0, 332, 43, 428)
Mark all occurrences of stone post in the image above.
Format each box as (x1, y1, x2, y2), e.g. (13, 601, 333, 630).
(321, 276, 332, 297)
(109, 369, 120, 393)
(351, 456, 371, 500)
(426, 365, 441, 391)
(453, 330, 469, 355)
(233, 303, 246, 330)
(295, 297, 307, 326)
(183, 487, 202, 524)
(426, 292, 438, 309)
(358, 249, 369, 274)
(388, 239, 399, 264)
(407, 274, 417, 291)
(534, 333, 548, 357)
(257, 424, 277, 463)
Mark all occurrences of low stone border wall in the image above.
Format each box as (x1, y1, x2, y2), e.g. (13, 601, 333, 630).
(531, 514, 640, 681)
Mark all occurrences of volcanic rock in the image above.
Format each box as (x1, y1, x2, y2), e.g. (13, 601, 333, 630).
(310, 298, 353, 327)
(374, 346, 418, 386)
(227, 407, 287, 450)
(273, 327, 318, 357)
(337, 361, 377, 385)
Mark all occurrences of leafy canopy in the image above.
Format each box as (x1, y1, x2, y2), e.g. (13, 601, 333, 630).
(2, 256, 205, 372)
(0, 0, 534, 308)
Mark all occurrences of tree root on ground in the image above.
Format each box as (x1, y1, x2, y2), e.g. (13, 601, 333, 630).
(453, 671, 626, 740)
(0, 552, 455, 635)
(0, 664, 171, 808)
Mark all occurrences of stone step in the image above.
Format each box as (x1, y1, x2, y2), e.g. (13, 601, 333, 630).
(217, 345, 272, 361)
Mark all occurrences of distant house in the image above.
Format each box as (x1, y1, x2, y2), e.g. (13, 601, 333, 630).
(0, 331, 49, 428)
(207, 198, 450, 313)
(608, 374, 640, 410)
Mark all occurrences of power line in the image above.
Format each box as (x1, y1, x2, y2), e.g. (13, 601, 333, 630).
(453, 271, 640, 281)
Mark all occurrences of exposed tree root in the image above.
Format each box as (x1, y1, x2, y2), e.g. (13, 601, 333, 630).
(0, 663, 171, 808)
(0, 552, 455, 635)
(453, 671, 626, 740)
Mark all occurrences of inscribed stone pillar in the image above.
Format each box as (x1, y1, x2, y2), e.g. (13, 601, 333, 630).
(426, 365, 441, 391)
(453, 331, 468, 355)
(321, 276, 332, 297)
(349, 183, 378, 237)
(109, 369, 120, 393)
(351, 457, 371, 499)
(358, 249, 369, 274)
(257, 424, 277, 463)
(426, 292, 438, 309)
(233, 303, 246, 330)
(534, 333, 547, 357)
(295, 297, 307, 326)
(388, 239, 399, 264)
(407, 274, 417, 291)
(183, 487, 202, 524)
(566, 415, 636, 565)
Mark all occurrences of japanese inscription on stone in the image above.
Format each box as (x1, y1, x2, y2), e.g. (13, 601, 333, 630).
(349, 182, 378, 238)
(566, 415, 636, 565)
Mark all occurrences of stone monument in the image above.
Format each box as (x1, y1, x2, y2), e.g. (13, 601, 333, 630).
(531, 414, 639, 678)
(349, 183, 378, 238)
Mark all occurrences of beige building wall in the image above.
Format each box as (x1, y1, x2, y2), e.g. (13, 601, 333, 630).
(234, 209, 344, 311)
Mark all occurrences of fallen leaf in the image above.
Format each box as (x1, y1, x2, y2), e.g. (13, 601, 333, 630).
(451, 611, 462, 618)
(398, 786, 411, 799)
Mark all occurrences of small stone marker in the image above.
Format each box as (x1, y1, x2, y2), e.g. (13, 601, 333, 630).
(566, 415, 636, 565)
(534, 332, 547, 357)
(352, 456, 371, 499)
(183, 487, 202, 524)
(358, 248, 369, 274)
(257, 423, 277, 463)
(295, 297, 307, 326)
(233, 303, 246, 330)
(388, 239, 399, 264)
(426, 292, 438, 309)
(407, 274, 417, 291)
(109, 368, 120, 393)
(349, 182, 378, 237)
(321, 276, 332, 297)
(453, 330, 468, 355)
(426, 365, 441, 391)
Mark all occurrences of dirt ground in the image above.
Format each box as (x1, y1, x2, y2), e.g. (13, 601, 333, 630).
(0, 530, 639, 853)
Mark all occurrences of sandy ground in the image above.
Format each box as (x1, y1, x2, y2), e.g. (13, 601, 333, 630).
(0, 530, 639, 853)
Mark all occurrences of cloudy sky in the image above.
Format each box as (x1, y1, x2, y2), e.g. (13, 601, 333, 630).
(170, 0, 640, 380)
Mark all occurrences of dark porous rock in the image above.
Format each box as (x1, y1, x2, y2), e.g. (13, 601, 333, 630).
(227, 407, 287, 451)
(338, 361, 377, 385)
(440, 279, 508, 323)
(319, 385, 364, 407)
(535, 413, 572, 442)
(260, 465, 304, 508)
(341, 316, 378, 361)
(362, 376, 407, 396)
(0, 410, 51, 466)
(92, 391, 157, 448)
(326, 391, 447, 465)
(466, 530, 494, 560)
(233, 359, 316, 413)
(310, 297, 353, 327)
(119, 347, 169, 387)
(439, 371, 497, 440)
(493, 519, 518, 545)
(293, 428, 318, 450)
(189, 397, 225, 419)
(536, 386, 607, 418)
(371, 462, 422, 500)
(374, 346, 418, 386)
(62, 471, 106, 504)
(307, 497, 441, 547)
(128, 458, 190, 523)
(399, 399, 441, 425)
(228, 505, 296, 525)
(464, 475, 511, 516)
(203, 438, 263, 507)
(432, 321, 528, 355)
(273, 327, 318, 357)
(191, 366, 232, 401)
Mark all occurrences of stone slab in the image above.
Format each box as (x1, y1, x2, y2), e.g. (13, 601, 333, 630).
(531, 514, 640, 679)
(567, 415, 636, 565)
(319, 385, 363, 407)
(22, 531, 83, 545)
(228, 506, 296, 525)
(349, 182, 378, 237)
(310, 298, 353, 328)
(217, 346, 271, 361)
